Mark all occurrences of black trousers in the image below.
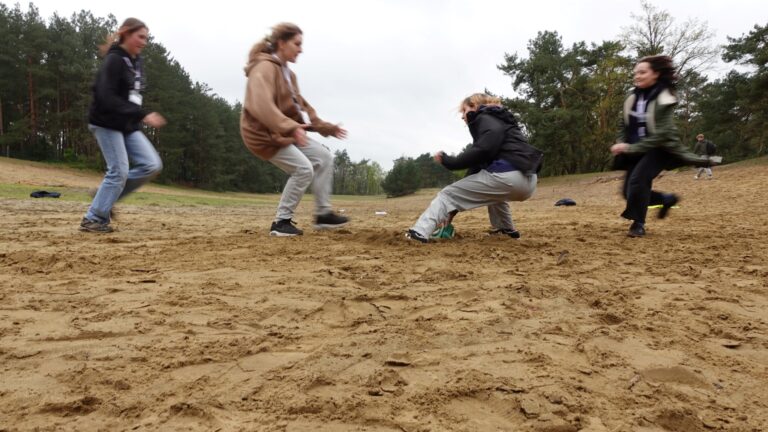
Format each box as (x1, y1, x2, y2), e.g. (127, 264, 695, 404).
(620, 149, 668, 224)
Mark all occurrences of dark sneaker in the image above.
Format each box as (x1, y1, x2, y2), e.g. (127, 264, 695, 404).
(79, 217, 114, 233)
(490, 228, 521, 239)
(314, 212, 349, 230)
(657, 194, 679, 219)
(627, 222, 645, 238)
(270, 219, 303, 237)
(405, 229, 429, 243)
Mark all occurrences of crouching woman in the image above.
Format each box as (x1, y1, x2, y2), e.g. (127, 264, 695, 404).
(406, 93, 543, 243)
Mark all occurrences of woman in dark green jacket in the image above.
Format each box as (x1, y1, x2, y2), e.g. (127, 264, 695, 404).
(610, 55, 710, 238)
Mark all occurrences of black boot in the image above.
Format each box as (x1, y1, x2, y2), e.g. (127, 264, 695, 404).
(627, 221, 646, 237)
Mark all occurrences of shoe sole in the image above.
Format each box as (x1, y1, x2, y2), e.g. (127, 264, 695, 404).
(269, 230, 301, 237)
(489, 230, 521, 239)
(79, 226, 114, 233)
(313, 222, 348, 230)
(405, 232, 428, 243)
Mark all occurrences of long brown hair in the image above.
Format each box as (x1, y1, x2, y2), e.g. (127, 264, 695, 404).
(99, 17, 147, 56)
(244, 22, 302, 76)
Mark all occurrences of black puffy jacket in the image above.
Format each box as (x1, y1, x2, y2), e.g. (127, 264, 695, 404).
(441, 105, 543, 175)
(88, 44, 147, 133)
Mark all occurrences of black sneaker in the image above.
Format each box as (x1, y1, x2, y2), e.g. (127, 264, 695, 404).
(270, 219, 303, 237)
(405, 229, 429, 243)
(79, 217, 114, 233)
(490, 228, 521, 239)
(657, 194, 679, 219)
(314, 212, 349, 230)
(627, 222, 645, 237)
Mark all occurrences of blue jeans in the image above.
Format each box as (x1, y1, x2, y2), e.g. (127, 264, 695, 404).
(85, 125, 162, 223)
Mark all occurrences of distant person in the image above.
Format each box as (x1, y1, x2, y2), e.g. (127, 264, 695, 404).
(610, 55, 713, 238)
(693, 133, 716, 179)
(241, 23, 348, 237)
(406, 93, 543, 243)
(80, 18, 165, 233)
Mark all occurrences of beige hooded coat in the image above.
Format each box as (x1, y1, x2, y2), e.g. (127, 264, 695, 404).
(240, 53, 336, 160)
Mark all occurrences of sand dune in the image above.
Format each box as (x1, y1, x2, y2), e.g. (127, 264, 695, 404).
(1, 158, 766, 431)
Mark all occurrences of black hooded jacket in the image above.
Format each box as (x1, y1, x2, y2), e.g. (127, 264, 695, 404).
(441, 105, 543, 175)
(88, 44, 147, 133)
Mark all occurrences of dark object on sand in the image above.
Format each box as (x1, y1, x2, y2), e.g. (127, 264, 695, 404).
(30, 191, 61, 198)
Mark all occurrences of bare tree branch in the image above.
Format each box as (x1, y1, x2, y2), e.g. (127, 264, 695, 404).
(620, 0, 720, 78)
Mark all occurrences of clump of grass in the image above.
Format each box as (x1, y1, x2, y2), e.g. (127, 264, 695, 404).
(0, 183, 277, 208)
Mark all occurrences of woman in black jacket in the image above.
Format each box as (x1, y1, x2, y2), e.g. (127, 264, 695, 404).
(406, 93, 543, 243)
(80, 18, 166, 233)
(610, 55, 710, 237)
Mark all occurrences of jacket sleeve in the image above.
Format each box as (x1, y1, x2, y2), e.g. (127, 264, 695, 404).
(94, 54, 146, 122)
(616, 116, 628, 143)
(624, 103, 709, 165)
(244, 63, 302, 136)
(441, 117, 504, 170)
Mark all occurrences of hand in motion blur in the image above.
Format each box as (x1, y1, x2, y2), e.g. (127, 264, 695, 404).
(610, 143, 630, 155)
(143, 112, 167, 128)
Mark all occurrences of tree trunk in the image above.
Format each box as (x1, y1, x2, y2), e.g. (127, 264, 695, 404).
(57, 77, 61, 159)
(0, 95, 6, 158)
(27, 56, 37, 150)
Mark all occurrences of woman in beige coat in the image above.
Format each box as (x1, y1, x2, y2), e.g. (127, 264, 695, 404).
(241, 23, 348, 236)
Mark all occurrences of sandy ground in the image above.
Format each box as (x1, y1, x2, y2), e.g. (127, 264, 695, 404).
(1, 158, 766, 431)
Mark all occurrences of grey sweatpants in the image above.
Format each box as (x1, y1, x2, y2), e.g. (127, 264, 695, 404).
(410, 170, 537, 237)
(269, 138, 333, 221)
(696, 167, 713, 178)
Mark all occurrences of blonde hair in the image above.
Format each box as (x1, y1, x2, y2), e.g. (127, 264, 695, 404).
(244, 22, 303, 76)
(99, 17, 147, 57)
(459, 93, 502, 111)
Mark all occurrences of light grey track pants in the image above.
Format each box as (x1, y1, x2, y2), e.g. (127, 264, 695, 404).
(269, 138, 333, 221)
(410, 170, 537, 237)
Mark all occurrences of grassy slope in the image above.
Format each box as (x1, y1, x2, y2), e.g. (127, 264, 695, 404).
(1, 156, 765, 207)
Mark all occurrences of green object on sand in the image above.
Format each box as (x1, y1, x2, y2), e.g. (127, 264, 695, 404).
(431, 224, 455, 239)
(648, 205, 681, 209)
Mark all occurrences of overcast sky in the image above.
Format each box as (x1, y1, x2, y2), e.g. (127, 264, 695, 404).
(16, 0, 768, 169)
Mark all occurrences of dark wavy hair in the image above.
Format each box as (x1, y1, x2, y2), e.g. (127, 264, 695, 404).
(637, 55, 678, 93)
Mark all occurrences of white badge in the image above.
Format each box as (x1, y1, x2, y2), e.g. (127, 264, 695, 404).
(129, 90, 143, 107)
(300, 110, 311, 125)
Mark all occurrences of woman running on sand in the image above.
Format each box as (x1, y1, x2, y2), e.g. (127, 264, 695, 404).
(611, 55, 713, 238)
(406, 93, 543, 243)
(80, 18, 165, 233)
(240, 23, 349, 237)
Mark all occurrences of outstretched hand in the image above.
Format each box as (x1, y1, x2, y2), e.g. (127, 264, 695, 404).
(610, 143, 630, 155)
(143, 112, 167, 129)
(433, 151, 445, 164)
(333, 125, 348, 140)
